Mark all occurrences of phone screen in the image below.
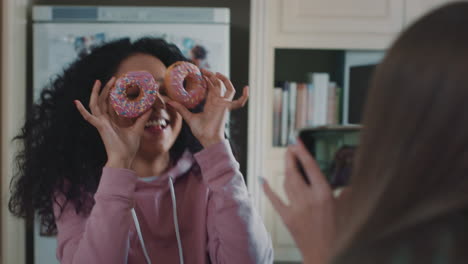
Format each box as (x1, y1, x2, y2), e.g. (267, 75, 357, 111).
(298, 126, 360, 188)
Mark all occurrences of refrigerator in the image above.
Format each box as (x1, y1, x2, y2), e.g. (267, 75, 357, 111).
(32, 5, 230, 264)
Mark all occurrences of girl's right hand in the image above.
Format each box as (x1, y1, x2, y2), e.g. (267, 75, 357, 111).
(74, 78, 152, 169)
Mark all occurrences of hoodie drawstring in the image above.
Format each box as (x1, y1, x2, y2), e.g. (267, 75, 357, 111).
(131, 208, 152, 264)
(169, 177, 185, 264)
(130, 177, 184, 264)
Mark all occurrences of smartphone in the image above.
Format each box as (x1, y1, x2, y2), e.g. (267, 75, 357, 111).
(297, 125, 360, 188)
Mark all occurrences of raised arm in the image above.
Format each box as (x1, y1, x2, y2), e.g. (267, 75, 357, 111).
(194, 140, 273, 263)
(54, 167, 137, 263)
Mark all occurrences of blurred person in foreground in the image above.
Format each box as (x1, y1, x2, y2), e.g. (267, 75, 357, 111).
(263, 2, 468, 264)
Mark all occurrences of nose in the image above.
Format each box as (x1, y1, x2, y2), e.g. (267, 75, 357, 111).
(153, 93, 166, 109)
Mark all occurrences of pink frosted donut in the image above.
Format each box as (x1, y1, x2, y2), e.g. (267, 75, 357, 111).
(165, 61, 207, 109)
(110, 71, 159, 118)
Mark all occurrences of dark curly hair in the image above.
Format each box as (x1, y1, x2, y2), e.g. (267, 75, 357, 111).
(8, 37, 204, 234)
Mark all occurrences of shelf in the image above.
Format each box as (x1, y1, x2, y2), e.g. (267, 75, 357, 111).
(274, 49, 344, 86)
(271, 49, 383, 149)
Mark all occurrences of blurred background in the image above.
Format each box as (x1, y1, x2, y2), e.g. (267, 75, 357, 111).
(1, 0, 459, 263)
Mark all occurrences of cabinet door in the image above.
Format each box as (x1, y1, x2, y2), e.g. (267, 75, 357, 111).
(264, 149, 303, 262)
(271, 0, 404, 49)
(405, 0, 461, 25)
(281, 0, 404, 34)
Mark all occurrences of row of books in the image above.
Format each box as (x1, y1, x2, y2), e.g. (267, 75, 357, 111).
(273, 73, 342, 146)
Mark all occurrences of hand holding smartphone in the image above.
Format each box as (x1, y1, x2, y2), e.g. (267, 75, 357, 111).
(297, 125, 360, 188)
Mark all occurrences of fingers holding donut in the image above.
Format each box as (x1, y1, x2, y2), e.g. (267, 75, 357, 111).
(201, 69, 223, 97)
(75, 78, 155, 169)
(201, 70, 249, 110)
(201, 69, 246, 106)
(229, 86, 249, 110)
(75, 99, 100, 129)
(215, 72, 236, 100)
(88, 77, 117, 118)
(89, 80, 103, 117)
(202, 75, 219, 99)
(168, 69, 249, 148)
(98, 76, 116, 116)
(167, 100, 194, 123)
(78, 78, 121, 130)
(200, 68, 213, 78)
(165, 62, 248, 116)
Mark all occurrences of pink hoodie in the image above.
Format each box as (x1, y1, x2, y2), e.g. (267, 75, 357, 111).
(53, 140, 273, 263)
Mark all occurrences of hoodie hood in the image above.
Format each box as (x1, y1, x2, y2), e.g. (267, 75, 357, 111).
(136, 150, 196, 187)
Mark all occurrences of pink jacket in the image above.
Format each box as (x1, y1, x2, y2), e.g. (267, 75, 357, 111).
(53, 140, 273, 263)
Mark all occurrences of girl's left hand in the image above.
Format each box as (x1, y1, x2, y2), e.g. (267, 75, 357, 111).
(262, 141, 337, 264)
(168, 69, 248, 148)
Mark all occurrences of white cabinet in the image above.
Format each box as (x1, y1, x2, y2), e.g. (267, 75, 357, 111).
(269, 0, 460, 50)
(263, 149, 303, 260)
(271, 0, 405, 50)
(281, 0, 404, 34)
(406, 0, 462, 25)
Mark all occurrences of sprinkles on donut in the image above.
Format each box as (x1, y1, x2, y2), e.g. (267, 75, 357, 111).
(110, 71, 159, 118)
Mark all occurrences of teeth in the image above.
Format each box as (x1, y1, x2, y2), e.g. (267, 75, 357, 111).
(145, 119, 168, 128)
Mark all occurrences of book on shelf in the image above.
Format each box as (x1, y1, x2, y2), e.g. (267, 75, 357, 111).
(280, 82, 289, 146)
(272, 74, 342, 147)
(288, 82, 297, 144)
(272, 87, 283, 146)
(295, 83, 308, 130)
(312, 73, 329, 126)
(306, 83, 314, 126)
(328, 82, 338, 125)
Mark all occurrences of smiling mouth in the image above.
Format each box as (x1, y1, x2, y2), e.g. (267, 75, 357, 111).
(145, 118, 169, 130)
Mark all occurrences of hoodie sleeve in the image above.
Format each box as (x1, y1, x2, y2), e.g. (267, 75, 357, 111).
(194, 140, 274, 264)
(53, 167, 137, 264)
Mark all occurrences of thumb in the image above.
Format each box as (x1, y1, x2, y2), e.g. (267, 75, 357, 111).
(167, 100, 194, 121)
(133, 109, 153, 132)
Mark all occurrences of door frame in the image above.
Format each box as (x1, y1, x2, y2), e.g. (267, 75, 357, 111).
(1, 0, 28, 263)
